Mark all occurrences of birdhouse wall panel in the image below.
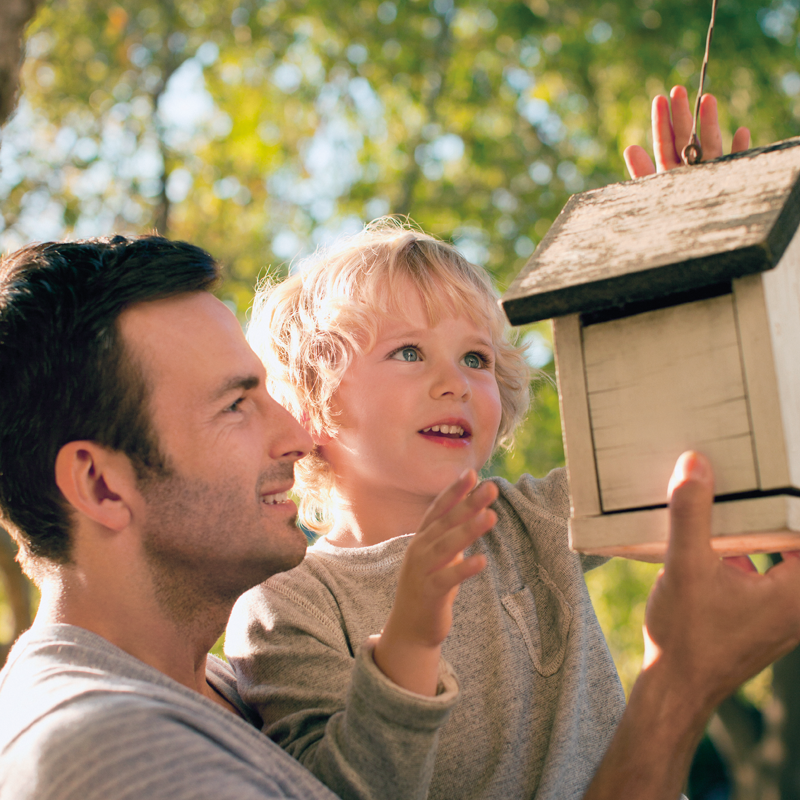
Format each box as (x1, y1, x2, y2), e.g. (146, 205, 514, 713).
(760, 228, 800, 489)
(581, 293, 757, 511)
(731, 273, 790, 490)
(553, 314, 601, 517)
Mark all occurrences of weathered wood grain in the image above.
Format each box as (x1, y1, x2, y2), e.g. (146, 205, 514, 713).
(502, 138, 800, 324)
(761, 227, 800, 489)
(582, 293, 757, 511)
(569, 495, 800, 562)
(553, 314, 601, 516)
(732, 272, 790, 490)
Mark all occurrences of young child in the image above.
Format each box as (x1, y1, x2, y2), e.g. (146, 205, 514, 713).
(225, 219, 625, 800)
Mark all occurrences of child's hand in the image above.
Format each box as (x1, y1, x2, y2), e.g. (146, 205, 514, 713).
(624, 85, 750, 178)
(372, 470, 498, 696)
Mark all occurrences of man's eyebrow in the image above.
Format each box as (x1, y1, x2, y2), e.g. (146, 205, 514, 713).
(210, 375, 261, 402)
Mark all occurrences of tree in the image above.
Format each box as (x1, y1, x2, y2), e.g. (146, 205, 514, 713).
(0, 0, 40, 124)
(0, 0, 39, 670)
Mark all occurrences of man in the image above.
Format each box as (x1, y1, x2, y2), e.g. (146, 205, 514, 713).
(0, 236, 344, 798)
(0, 234, 799, 800)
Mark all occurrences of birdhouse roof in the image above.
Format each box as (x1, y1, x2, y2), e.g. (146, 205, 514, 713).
(502, 137, 800, 325)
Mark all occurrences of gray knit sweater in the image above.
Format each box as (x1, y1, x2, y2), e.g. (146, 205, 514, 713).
(227, 469, 626, 800)
(0, 624, 343, 800)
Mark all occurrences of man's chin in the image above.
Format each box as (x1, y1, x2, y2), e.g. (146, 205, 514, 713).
(251, 526, 308, 582)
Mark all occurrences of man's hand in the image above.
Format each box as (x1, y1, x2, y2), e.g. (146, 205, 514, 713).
(645, 452, 800, 710)
(624, 85, 751, 178)
(372, 470, 497, 696)
(585, 452, 800, 799)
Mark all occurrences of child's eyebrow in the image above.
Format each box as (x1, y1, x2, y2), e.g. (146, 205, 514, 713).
(378, 327, 496, 351)
(377, 325, 428, 342)
(472, 335, 496, 350)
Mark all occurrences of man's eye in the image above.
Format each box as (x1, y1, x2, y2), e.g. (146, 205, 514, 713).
(226, 397, 245, 413)
(391, 346, 421, 362)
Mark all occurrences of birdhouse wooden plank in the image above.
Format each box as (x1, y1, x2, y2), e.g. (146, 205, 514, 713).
(502, 138, 800, 561)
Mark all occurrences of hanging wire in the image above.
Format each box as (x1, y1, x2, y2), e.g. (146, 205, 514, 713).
(681, 0, 720, 165)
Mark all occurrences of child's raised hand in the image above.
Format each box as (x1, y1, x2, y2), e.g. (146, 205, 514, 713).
(624, 85, 750, 178)
(372, 470, 497, 696)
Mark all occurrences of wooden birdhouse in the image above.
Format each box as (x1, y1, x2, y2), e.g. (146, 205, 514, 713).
(502, 138, 800, 561)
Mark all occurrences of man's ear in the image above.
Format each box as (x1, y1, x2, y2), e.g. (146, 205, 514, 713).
(54, 442, 137, 532)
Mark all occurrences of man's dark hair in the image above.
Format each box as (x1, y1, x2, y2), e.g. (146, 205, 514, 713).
(0, 235, 220, 577)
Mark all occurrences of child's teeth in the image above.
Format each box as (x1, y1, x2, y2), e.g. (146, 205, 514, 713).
(422, 425, 465, 436)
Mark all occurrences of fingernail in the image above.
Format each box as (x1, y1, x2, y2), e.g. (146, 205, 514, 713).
(459, 469, 471, 481)
(668, 451, 708, 495)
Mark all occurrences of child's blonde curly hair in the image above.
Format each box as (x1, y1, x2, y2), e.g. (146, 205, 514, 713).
(248, 218, 532, 534)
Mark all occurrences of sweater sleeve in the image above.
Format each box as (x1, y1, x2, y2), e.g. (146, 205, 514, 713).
(497, 468, 611, 573)
(226, 578, 459, 800)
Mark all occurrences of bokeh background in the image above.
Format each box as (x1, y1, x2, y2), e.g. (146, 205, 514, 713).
(2, 0, 800, 796)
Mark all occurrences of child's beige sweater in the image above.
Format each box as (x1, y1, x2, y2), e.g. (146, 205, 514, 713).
(227, 469, 625, 800)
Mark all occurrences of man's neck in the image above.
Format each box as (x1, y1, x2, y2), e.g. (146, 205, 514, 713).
(35, 568, 230, 697)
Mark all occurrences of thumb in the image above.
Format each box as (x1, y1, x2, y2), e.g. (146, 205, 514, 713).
(665, 451, 715, 573)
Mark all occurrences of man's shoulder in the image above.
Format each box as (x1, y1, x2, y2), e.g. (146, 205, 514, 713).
(0, 625, 338, 800)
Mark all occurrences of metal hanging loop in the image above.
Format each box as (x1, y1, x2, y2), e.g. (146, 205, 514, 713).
(681, 0, 719, 166)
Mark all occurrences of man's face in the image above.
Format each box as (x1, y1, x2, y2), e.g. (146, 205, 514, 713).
(119, 292, 312, 611)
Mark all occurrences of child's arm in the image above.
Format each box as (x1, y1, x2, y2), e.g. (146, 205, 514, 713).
(584, 453, 800, 799)
(373, 470, 497, 696)
(624, 85, 750, 178)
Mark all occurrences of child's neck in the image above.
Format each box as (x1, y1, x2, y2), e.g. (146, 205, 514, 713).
(325, 483, 434, 548)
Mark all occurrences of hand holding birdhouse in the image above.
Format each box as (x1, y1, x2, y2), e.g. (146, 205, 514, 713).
(625, 85, 751, 177)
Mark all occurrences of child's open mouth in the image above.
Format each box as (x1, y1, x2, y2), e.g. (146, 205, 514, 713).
(419, 424, 468, 439)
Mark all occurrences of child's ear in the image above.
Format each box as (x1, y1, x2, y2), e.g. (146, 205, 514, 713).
(300, 409, 333, 445)
(312, 428, 333, 446)
(54, 442, 137, 532)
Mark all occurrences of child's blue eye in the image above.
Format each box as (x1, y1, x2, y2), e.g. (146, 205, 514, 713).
(392, 346, 420, 362)
(462, 353, 483, 369)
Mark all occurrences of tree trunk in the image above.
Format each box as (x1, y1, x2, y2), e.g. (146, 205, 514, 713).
(0, 528, 32, 666)
(0, 0, 41, 126)
(0, 0, 40, 667)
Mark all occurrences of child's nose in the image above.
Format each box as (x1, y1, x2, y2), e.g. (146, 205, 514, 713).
(430, 362, 471, 399)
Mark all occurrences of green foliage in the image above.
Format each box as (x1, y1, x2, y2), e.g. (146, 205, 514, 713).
(5, 0, 800, 307)
(584, 558, 661, 695)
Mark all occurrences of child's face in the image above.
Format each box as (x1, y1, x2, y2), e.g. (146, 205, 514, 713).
(319, 288, 502, 505)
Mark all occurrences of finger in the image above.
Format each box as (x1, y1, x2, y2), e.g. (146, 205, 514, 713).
(624, 145, 656, 179)
(652, 94, 680, 172)
(427, 553, 488, 596)
(698, 94, 723, 160)
(781, 550, 800, 560)
(419, 479, 499, 543)
(665, 451, 715, 573)
(668, 86, 694, 166)
(418, 469, 478, 530)
(723, 555, 759, 574)
(731, 126, 751, 153)
(423, 507, 497, 573)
